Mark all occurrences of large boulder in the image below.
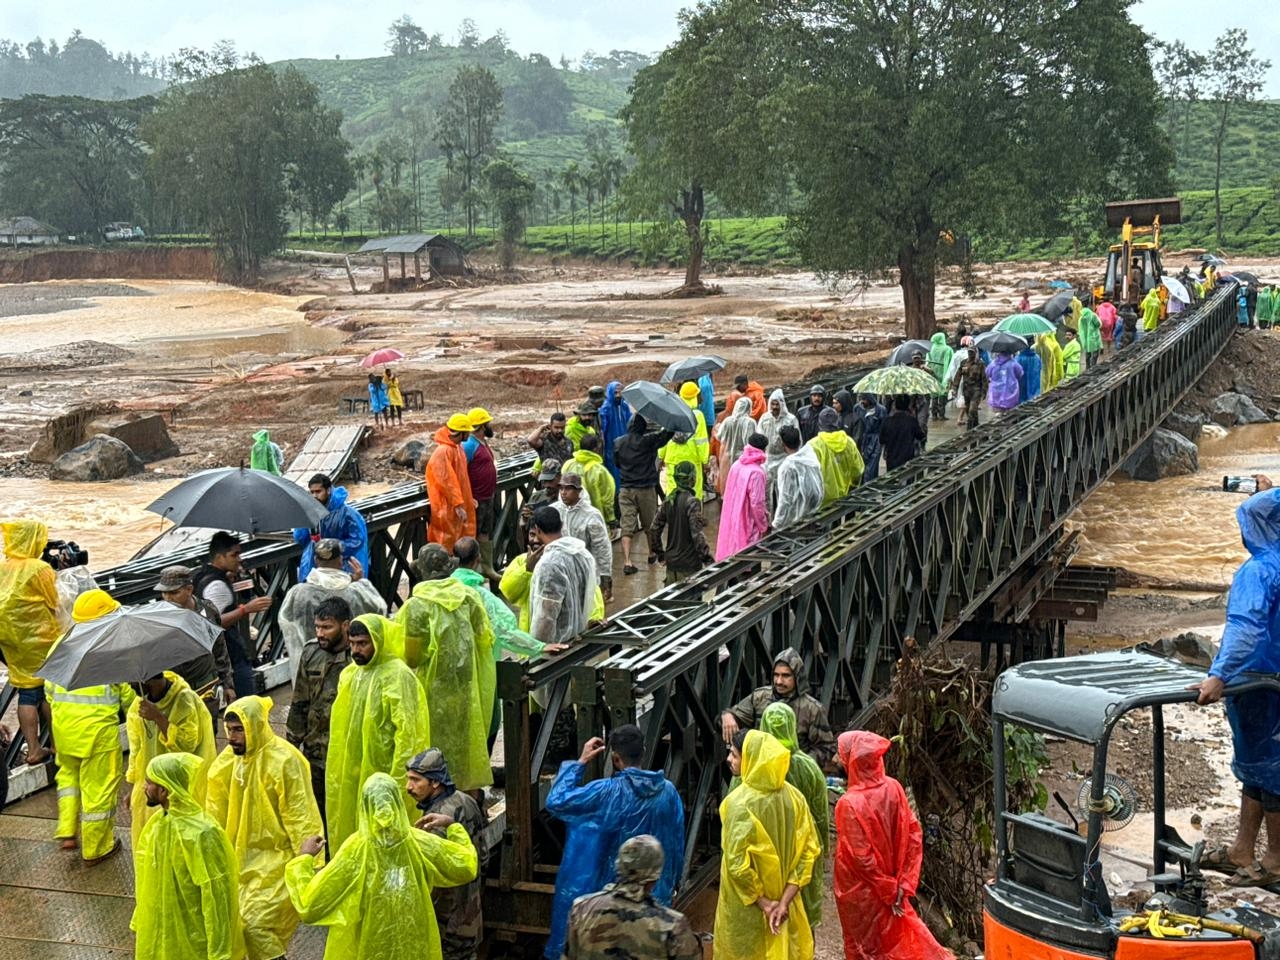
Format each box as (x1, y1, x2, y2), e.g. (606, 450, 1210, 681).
(1144, 632, 1217, 668)
(1122, 428, 1199, 482)
(390, 438, 428, 470)
(49, 434, 144, 481)
(1211, 391, 1271, 427)
(85, 413, 179, 462)
(1162, 410, 1204, 444)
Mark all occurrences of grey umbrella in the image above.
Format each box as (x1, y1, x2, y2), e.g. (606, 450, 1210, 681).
(659, 355, 727, 385)
(973, 330, 1029, 355)
(38, 600, 224, 688)
(1036, 290, 1075, 321)
(1227, 270, 1261, 287)
(886, 340, 934, 366)
(620, 381, 698, 433)
(147, 466, 328, 535)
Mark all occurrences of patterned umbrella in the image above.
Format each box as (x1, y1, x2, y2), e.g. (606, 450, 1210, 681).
(852, 366, 940, 396)
(995, 313, 1057, 336)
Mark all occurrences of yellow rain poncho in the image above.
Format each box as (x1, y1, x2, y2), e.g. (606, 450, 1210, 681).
(0, 520, 61, 688)
(1035, 334, 1064, 393)
(132, 752, 245, 960)
(395, 579, 495, 792)
(760, 703, 830, 927)
(286, 771, 478, 960)
(206, 696, 323, 960)
(126, 671, 217, 852)
(714, 730, 822, 960)
(807, 430, 865, 507)
(325, 614, 429, 850)
(499, 553, 605, 633)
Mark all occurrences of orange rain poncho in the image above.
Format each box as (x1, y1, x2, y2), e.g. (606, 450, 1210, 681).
(0, 520, 60, 688)
(425, 425, 476, 551)
(833, 731, 952, 960)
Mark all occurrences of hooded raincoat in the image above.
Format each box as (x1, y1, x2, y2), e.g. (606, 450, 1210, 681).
(1016, 348, 1042, 404)
(1035, 334, 1064, 393)
(325, 614, 430, 850)
(396, 579, 495, 792)
(127, 671, 217, 852)
(926, 334, 953, 397)
(0, 520, 60, 688)
(758, 389, 800, 482)
(287, 772, 478, 960)
(599, 380, 632, 488)
(1062, 338, 1082, 379)
(1141, 287, 1163, 331)
(985, 355, 1024, 412)
(528, 535, 598, 645)
(278, 567, 387, 675)
(715, 398, 758, 496)
(249, 430, 283, 475)
(1079, 308, 1102, 355)
(774, 445, 825, 530)
(500, 551, 605, 634)
(760, 703, 829, 927)
(292, 486, 370, 582)
(206, 696, 323, 960)
(833, 390, 864, 446)
(696, 373, 717, 436)
(451, 565, 545, 659)
(716, 444, 769, 561)
(808, 428, 865, 507)
(1098, 301, 1118, 343)
(714, 731, 822, 960)
(133, 752, 245, 960)
(563, 448, 618, 524)
(1208, 490, 1280, 794)
(425, 426, 476, 551)
(834, 731, 951, 960)
(544, 757, 685, 960)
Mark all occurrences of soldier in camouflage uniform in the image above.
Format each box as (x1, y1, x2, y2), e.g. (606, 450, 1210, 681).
(407, 748, 487, 960)
(563, 835, 702, 960)
(285, 595, 353, 824)
(720, 647, 837, 770)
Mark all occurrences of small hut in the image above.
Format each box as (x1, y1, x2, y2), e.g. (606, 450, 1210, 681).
(357, 234, 473, 288)
(0, 216, 60, 246)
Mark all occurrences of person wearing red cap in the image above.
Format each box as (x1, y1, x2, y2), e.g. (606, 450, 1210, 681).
(426, 414, 477, 552)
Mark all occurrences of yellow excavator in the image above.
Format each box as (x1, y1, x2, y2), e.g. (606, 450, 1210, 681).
(1094, 197, 1181, 312)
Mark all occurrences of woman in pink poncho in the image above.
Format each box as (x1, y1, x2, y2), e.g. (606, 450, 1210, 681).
(715, 435, 769, 561)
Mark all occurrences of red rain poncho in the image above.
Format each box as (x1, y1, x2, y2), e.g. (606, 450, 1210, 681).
(834, 731, 951, 960)
(425, 426, 475, 551)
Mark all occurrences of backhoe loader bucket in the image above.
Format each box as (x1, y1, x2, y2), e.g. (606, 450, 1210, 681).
(1105, 197, 1182, 228)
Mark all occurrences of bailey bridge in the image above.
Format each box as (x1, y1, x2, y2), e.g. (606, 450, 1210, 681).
(0, 285, 1238, 950)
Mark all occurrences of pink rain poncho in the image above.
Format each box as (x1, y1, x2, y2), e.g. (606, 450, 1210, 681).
(834, 731, 951, 960)
(715, 444, 768, 561)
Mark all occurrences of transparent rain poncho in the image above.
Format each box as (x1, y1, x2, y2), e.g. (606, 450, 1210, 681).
(206, 696, 324, 960)
(286, 772, 478, 960)
(325, 614, 429, 851)
(773, 445, 825, 530)
(528, 536, 597, 645)
(758, 388, 799, 479)
(395, 578, 495, 792)
(714, 730, 821, 960)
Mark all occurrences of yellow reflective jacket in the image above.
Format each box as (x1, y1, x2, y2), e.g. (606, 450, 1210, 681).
(395, 580, 495, 792)
(0, 520, 60, 687)
(325, 614, 429, 851)
(286, 772, 478, 960)
(714, 730, 821, 960)
(133, 752, 245, 960)
(807, 430, 865, 507)
(48, 682, 136, 758)
(127, 671, 217, 850)
(658, 438, 706, 499)
(206, 696, 323, 960)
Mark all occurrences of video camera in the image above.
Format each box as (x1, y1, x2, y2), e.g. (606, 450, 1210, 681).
(42, 539, 89, 570)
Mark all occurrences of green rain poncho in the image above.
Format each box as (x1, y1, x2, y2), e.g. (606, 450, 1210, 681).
(395, 579, 495, 792)
(807, 429, 865, 508)
(760, 703, 829, 927)
(1078, 309, 1102, 354)
(287, 772, 478, 960)
(451, 566, 545, 660)
(133, 752, 245, 960)
(249, 430, 282, 475)
(926, 333, 953, 397)
(325, 614, 429, 851)
(714, 731, 822, 960)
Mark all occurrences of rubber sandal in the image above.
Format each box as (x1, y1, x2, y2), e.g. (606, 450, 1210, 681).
(1200, 844, 1242, 875)
(623, 565, 638, 576)
(1228, 860, 1280, 888)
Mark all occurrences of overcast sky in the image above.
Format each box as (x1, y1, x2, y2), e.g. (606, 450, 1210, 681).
(5, 0, 1278, 94)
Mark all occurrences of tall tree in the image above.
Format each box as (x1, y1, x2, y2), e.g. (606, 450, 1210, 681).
(1154, 41, 1207, 157)
(279, 68, 354, 233)
(560, 161, 581, 240)
(436, 65, 503, 236)
(485, 158, 536, 269)
(1205, 29, 1269, 247)
(386, 15, 429, 56)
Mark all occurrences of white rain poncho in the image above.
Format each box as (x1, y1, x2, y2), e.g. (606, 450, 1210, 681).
(945, 347, 974, 388)
(278, 568, 387, 676)
(552, 497, 612, 579)
(529, 536, 597, 645)
(773, 445, 825, 530)
(757, 389, 799, 481)
(715, 397, 758, 486)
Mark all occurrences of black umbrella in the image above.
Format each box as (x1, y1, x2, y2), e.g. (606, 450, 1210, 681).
(1035, 290, 1074, 321)
(147, 466, 328, 535)
(973, 330, 1029, 355)
(886, 340, 934, 366)
(620, 381, 698, 433)
(659, 355, 727, 385)
(1228, 270, 1261, 287)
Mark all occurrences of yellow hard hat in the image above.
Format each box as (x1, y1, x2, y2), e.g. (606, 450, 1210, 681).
(467, 407, 492, 426)
(72, 589, 120, 623)
(447, 413, 473, 432)
(679, 382, 700, 402)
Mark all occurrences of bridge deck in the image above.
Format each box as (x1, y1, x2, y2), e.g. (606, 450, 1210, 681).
(283, 424, 369, 484)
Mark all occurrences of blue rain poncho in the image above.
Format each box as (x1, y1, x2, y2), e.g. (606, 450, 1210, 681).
(292, 486, 370, 582)
(1210, 490, 1280, 794)
(599, 380, 632, 489)
(543, 760, 685, 960)
(1016, 348, 1042, 404)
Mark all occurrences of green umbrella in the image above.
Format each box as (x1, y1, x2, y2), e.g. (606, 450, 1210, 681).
(995, 313, 1057, 336)
(852, 366, 940, 396)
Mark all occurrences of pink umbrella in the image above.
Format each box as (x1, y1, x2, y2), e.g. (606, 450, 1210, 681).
(360, 348, 405, 368)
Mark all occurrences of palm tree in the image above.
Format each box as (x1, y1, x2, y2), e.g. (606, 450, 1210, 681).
(350, 153, 368, 232)
(559, 162, 581, 241)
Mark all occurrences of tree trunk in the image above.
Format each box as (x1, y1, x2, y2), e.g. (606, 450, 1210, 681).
(681, 183, 705, 290)
(899, 234, 937, 341)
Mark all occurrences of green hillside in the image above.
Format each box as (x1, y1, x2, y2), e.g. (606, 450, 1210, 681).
(1167, 99, 1280, 191)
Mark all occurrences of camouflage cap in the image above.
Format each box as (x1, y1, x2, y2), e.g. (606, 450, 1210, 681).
(415, 543, 455, 580)
(615, 835, 665, 883)
(406, 747, 454, 786)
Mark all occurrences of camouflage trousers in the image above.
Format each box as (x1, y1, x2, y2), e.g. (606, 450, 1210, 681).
(440, 929, 480, 960)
